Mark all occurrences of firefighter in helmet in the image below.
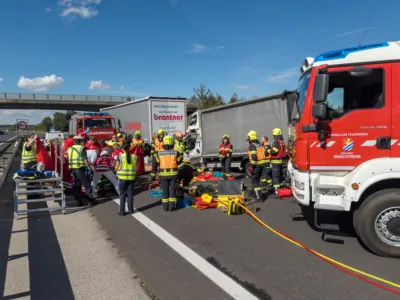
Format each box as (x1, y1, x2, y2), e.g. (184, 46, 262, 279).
(174, 131, 186, 165)
(266, 128, 286, 194)
(157, 135, 180, 211)
(149, 129, 165, 181)
(260, 136, 272, 185)
(247, 130, 268, 201)
(178, 154, 203, 194)
(219, 134, 233, 179)
(131, 131, 144, 148)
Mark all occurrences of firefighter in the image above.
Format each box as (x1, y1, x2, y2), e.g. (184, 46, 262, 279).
(131, 131, 144, 148)
(266, 128, 286, 194)
(67, 136, 96, 207)
(115, 143, 138, 215)
(260, 136, 272, 185)
(157, 135, 180, 211)
(247, 130, 268, 201)
(22, 134, 37, 170)
(219, 134, 233, 179)
(117, 133, 126, 144)
(178, 155, 203, 193)
(149, 129, 165, 181)
(174, 131, 185, 165)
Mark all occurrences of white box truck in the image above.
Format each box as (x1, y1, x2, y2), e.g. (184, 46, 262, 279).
(100, 96, 187, 143)
(184, 92, 296, 175)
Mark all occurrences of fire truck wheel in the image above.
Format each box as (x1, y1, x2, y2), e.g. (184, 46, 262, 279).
(354, 188, 400, 258)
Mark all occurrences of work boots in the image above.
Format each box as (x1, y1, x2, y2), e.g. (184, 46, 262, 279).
(168, 202, 176, 212)
(162, 202, 169, 211)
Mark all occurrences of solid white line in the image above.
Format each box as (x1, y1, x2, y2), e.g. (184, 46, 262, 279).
(0, 135, 18, 146)
(112, 198, 259, 300)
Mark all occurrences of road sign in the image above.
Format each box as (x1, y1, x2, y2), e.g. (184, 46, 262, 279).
(16, 119, 29, 135)
(50, 126, 55, 132)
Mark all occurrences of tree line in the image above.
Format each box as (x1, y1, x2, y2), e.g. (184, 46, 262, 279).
(34, 110, 76, 132)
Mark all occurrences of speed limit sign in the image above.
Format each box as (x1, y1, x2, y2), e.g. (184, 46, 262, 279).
(17, 121, 28, 130)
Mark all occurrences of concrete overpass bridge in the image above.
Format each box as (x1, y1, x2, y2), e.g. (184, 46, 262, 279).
(0, 93, 129, 111)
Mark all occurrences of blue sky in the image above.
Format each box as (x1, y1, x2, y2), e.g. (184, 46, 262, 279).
(0, 0, 399, 124)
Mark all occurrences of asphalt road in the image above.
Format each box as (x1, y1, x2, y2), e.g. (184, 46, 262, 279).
(90, 173, 400, 300)
(0, 133, 17, 152)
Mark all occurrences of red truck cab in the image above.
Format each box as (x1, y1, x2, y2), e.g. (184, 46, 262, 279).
(288, 41, 400, 258)
(69, 112, 119, 141)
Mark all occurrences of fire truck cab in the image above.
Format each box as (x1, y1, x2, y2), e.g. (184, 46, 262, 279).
(288, 41, 400, 258)
(69, 112, 120, 141)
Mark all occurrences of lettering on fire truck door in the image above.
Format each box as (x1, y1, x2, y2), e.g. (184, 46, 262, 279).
(309, 64, 391, 170)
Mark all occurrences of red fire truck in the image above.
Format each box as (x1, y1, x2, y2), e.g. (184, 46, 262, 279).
(68, 112, 120, 140)
(287, 41, 400, 258)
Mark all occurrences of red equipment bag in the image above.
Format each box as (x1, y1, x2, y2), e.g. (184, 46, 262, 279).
(277, 187, 292, 198)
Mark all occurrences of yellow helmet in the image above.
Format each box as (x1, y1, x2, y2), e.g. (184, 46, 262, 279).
(163, 135, 173, 145)
(271, 128, 283, 136)
(247, 130, 258, 141)
(134, 131, 141, 136)
(117, 133, 123, 138)
(222, 134, 230, 140)
(157, 129, 165, 136)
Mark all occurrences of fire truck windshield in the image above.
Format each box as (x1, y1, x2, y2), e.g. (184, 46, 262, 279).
(297, 69, 311, 117)
(84, 118, 114, 128)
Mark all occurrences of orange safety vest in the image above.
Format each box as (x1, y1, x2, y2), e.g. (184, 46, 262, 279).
(132, 138, 144, 147)
(247, 143, 268, 164)
(158, 150, 178, 176)
(262, 141, 272, 159)
(154, 139, 164, 151)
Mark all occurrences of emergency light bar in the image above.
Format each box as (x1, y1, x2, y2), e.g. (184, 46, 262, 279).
(82, 112, 110, 116)
(300, 57, 314, 74)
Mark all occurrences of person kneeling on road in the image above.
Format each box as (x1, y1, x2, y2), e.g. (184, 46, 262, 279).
(247, 130, 269, 201)
(67, 135, 96, 207)
(115, 143, 138, 216)
(157, 135, 180, 211)
(178, 156, 203, 193)
(91, 150, 120, 197)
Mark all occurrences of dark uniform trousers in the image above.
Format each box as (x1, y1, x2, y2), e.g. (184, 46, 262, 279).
(71, 167, 94, 205)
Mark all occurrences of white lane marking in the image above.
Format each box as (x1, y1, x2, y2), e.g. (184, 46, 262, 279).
(112, 198, 259, 300)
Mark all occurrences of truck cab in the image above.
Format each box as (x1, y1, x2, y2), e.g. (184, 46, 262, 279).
(69, 112, 120, 141)
(289, 41, 400, 258)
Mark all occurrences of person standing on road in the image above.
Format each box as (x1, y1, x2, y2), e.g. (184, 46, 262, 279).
(149, 129, 165, 181)
(266, 128, 286, 195)
(219, 134, 233, 180)
(22, 134, 38, 170)
(157, 135, 180, 211)
(247, 130, 268, 201)
(67, 136, 96, 207)
(115, 143, 138, 215)
(260, 136, 272, 186)
(174, 131, 185, 165)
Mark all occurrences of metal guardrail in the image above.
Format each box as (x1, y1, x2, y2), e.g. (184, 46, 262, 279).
(0, 93, 130, 103)
(0, 136, 21, 189)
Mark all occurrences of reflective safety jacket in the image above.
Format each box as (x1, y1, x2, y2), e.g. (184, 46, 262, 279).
(268, 139, 286, 165)
(174, 139, 186, 163)
(131, 138, 144, 147)
(151, 139, 164, 157)
(157, 149, 179, 177)
(67, 145, 86, 169)
(262, 141, 272, 159)
(219, 143, 233, 159)
(248, 142, 268, 165)
(22, 142, 36, 164)
(117, 153, 137, 180)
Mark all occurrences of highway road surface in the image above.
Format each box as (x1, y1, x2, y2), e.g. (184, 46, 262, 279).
(0, 133, 17, 152)
(1, 157, 399, 299)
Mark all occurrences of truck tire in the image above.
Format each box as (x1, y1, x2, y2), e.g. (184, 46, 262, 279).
(354, 188, 400, 258)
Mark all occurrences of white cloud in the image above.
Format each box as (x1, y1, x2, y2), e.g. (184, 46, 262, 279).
(45, 8, 52, 12)
(0, 78, 3, 82)
(234, 85, 249, 90)
(335, 27, 376, 37)
(266, 67, 298, 83)
(89, 80, 111, 91)
(17, 75, 64, 91)
(120, 85, 125, 91)
(58, 0, 101, 19)
(216, 45, 226, 50)
(187, 44, 209, 53)
(0, 109, 62, 125)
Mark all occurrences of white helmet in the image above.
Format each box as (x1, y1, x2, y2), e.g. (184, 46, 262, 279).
(100, 150, 109, 157)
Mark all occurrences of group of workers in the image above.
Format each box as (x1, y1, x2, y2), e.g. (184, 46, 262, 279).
(218, 128, 286, 201)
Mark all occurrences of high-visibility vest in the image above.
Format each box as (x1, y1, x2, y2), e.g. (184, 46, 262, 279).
(22, 142, 36, 164)
(117, 152, 137, 180)
(174, 140, 185, 154)
(158, 149, 178, 176)
(151, 139, 164, 156)
(67, 145, 86, 169)
(131, 138, 144, 147)
(248, 143, 268, 165)
(95, 156, 113, 172)
(219, 143, 233, 158)
(270, 139, 286, 164)
(262, 141, 272, 159)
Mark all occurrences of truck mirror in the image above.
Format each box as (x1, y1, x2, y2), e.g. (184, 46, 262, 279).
(348, 66, 372, 77)
(312, 103, 327, 119)
(313, 74, 329, 103)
